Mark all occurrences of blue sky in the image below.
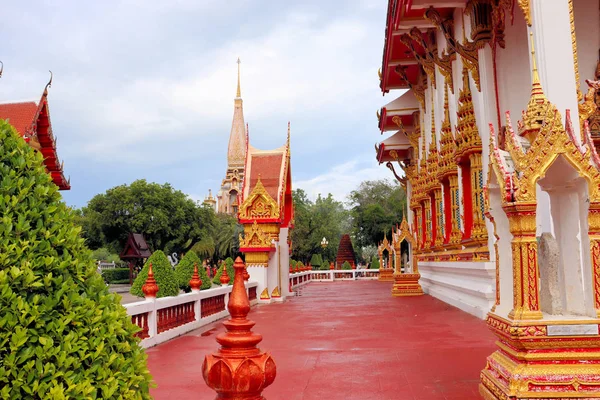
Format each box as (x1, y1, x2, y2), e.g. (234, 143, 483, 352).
(1, 0, 398, 208)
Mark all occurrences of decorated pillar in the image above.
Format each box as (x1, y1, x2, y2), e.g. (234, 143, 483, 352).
(377, 235, 394, 282)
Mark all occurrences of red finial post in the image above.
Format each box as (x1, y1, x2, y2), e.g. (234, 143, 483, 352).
(220, 263, 230, 286)
(190, 262, 202, 292)
(142, 263, 159, 299)
(330, 261, 335, 270)
(243, 265, 250, 282)
(203, 257, 276, 399)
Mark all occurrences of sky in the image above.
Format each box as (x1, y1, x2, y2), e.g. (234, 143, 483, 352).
(1, 0, 402, 209)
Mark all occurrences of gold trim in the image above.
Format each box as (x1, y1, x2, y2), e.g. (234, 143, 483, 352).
(260, 288, 270, 300)
(271, 286, 280, 298)
(517, 0, 531, 26)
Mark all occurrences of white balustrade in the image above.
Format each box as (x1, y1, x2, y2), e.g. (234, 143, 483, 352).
(124, 281, 258, 349)
(289, 269, 380, 290)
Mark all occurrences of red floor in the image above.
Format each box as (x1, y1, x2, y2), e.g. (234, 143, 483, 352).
(146, 281, 496, 399)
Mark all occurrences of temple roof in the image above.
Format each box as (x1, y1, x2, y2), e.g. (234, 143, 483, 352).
(0, 86, 70, 190)
(378, 90, 419, 132)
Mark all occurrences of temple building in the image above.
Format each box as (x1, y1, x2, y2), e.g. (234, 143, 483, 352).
(217, 58, 247, 215)
(0, 74, 70, 190)
(202, 189, 217, 211)
(376, 1, 600, 398)
(238, 124, 293, 303)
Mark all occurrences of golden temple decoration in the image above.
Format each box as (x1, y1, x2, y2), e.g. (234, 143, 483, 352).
(517, 0, 531, 26)
(239, 220, 273, 249)
(585, 61, 600, 149)
(391, 215, 423, 297)
(245, 252, 270, 266)
(409, 27, 455, 93)
(455, 67, 482, 161)
(259, 288, 270, 300)
(391, 115, 404, 130)
(400, 31, 437, 89)
(425, 8, 481, 91)
(238, 175, 280, 220)
(568, 0, 581, 101)
(437, 85, 457, 180)
(271, 287, 280, 298)
(396, 65, 426, 111)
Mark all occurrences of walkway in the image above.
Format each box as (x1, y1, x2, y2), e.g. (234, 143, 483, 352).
(146, 281, 496, 399)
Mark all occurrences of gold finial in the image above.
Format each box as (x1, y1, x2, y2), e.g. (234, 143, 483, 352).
(529, 32, 541, 88)
(287, 122, 291, 148)
(443, 83, 451, 125)
(430, 92, 436, 144)
(236, 57, 242, 98)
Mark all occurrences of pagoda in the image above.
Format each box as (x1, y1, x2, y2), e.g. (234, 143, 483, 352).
(335, 234, 356, 269)
(217, 58, 247, 215)
(202, 189, 217, 212)
(0, 72, 70, 190)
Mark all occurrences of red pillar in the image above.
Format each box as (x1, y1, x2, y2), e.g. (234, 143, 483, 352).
(443, 180, 452, 244)
(460, 161, 473, 241)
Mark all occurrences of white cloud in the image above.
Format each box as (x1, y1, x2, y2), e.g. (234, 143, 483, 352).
(294, 156, 397, 204)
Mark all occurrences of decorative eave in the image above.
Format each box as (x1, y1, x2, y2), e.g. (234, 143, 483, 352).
(239, 220, 274, 253)
(378, 90, 419, 133)
(238, 175, 281, 224)
(376, 130, 413, 164)
(0, 75, 70, 190)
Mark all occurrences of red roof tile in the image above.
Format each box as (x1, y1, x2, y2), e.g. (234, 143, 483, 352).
(0, 101, 38, 137)
(249, 154, 284, 201)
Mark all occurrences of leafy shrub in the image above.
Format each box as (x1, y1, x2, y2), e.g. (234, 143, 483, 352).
(0, 120, 152, 398)
(290, 259, 298, 268)
(341, 261, 352, 270)
(212, 258, 234, 285)
(309, 254, 323, 269)
(174, 251, 200, 292)
(370, 255, 380, 269)
(131, 250, 179, 298)
(320, 258, 330, 270)
(101, 268, 130, 284)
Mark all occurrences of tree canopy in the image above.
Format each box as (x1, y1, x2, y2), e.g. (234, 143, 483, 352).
(347, 179, 406, 249)
(78, 179, 221, 257)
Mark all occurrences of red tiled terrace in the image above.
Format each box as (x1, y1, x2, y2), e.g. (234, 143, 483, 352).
(147, 281, 495, 399)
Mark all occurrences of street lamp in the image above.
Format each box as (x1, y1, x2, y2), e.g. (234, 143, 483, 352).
(320, 237, 329, 249)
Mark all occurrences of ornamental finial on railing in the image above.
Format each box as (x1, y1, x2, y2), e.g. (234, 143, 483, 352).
(220, 263, 230, 286)
(202, 257, 276, 399)
(142, 263, 159, 299)
(190, 262, 202, 292)
(243, 264, 250, 282)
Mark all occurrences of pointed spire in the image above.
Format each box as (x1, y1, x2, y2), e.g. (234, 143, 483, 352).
(189, 262, 202, 292)
(528, 31, 545, 102)
(236, 57, 242, 98)
(142, 263, 159, 299)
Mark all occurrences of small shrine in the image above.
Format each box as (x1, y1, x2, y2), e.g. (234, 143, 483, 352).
(238, 124, 293, 303)
(377, 234, 394, 282)
(335, 234, 356, 269)
(480, 32, 600, 399)
(391, 216, 423, 297)
(120, 233, 152, 284)
(0, 73, 70, 190)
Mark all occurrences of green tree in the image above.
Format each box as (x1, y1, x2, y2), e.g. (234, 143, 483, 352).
(131, 250, 179, 298)
(78, 179, 217, 255)
(290, 190, 349, 263)
(0, 120, 152, 398)
(309, 254, 323, 269)
(174, 251, 201, 292)
(370, 255, 381, 269)
(348, 179, 406, 249)
(341, 261, 352, 270)
(212, 257, 235, 285)
(361, 245, 378, 264)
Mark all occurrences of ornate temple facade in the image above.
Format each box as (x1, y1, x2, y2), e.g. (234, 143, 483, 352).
(377, 1, 600, 398)
(0, 73, 69, 190)
(238, 125, 293, 304)
(217, 59, 247, 215)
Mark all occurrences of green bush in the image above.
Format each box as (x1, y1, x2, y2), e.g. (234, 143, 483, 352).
(341, 261, 352, 270)
(290, 259, 297, 268)
(131, 250, 179, 298)
(174, 251, 200, 292)
(370, 255, 380, 269)
(0, 120, 152, 398)
(320, 259, 330, 270)
(212, 258, 235, 285)
(310, 254, 323, 269)
(102, 268, 130, 284)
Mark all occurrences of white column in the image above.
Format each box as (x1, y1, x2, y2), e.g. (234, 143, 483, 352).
(248, 265, 269, 303)
(531, 0, 580, 141)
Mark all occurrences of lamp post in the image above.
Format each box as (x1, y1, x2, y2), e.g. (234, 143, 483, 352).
(320, 237, 329, 249)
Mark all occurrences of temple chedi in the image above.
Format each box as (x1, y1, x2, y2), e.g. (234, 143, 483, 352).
(217, 58, 247, 215)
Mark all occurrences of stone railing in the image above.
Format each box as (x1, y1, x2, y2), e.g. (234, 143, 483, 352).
(124, 282, 259, 348)
(289, 269, 380, 290)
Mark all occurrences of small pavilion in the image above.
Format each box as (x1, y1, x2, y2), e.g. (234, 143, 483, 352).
(120, 233, 152, 284)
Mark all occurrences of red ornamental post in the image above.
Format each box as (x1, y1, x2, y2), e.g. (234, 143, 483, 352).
(190, 262, 202, 292)
(329, 262, 335, 270)
(203, 257, 276, 399)
(220, 264, 230, 286)
(243, 265, 250, 282)
(142, 263, 159, 299)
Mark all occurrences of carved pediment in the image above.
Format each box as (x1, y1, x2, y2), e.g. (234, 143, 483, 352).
(239, 176, 280, 220)
(240, 220, 273, 248)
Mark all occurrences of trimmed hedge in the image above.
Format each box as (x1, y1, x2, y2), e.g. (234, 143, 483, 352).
(212, 257, 234, 285)
(174, 251, 198, 292)
(341, 261, 352, 270)
(131, 250, 179, 298)
(0, 120, 152, 398)
(309, 254, 323, 269)
(101, 268, 130, 284)
(370, 255, 380, 269)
